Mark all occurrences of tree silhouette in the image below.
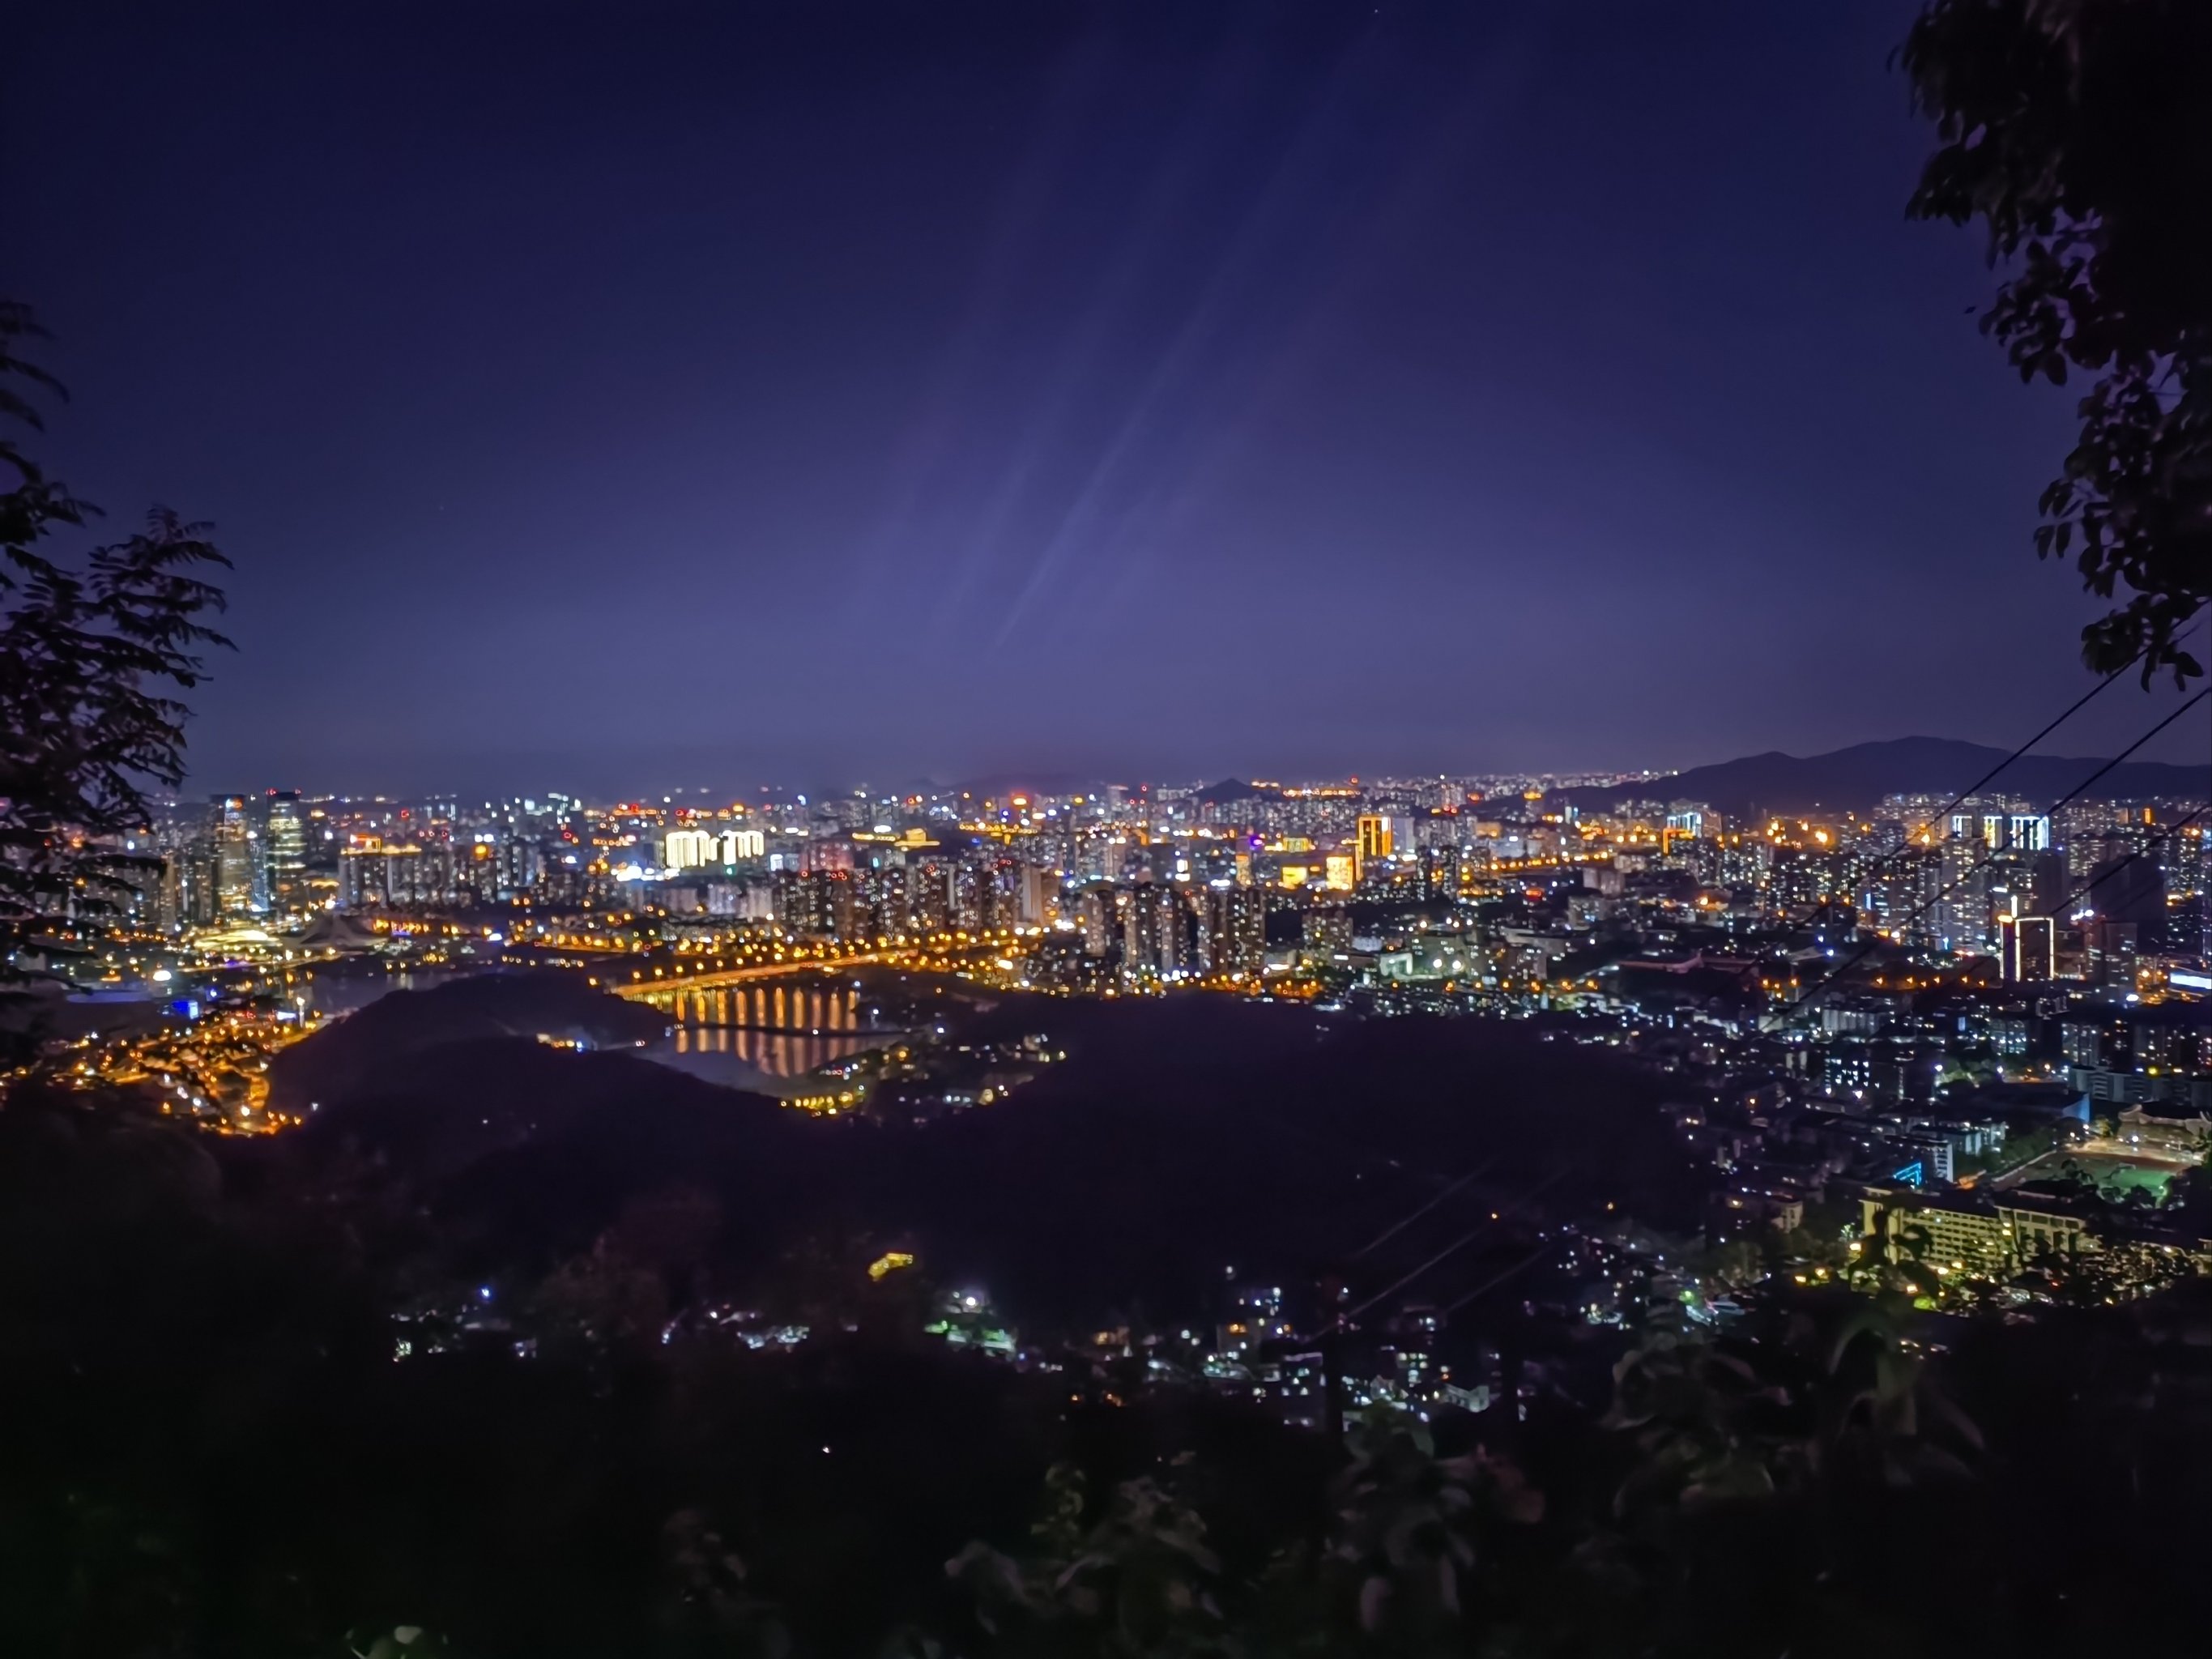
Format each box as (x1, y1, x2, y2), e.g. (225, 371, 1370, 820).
(945, 1462, 1234, 1659)
(1901, 0, 2210, 683)
(0, 301, 230, 1027)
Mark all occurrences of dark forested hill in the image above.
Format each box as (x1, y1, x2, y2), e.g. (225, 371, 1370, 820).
(262, 976, 1692, 1330)
(1561, 736, 2208, 817)
(270, 970, 667, 1111)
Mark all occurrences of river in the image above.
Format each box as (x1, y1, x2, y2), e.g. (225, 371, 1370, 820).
(639, 977, 906, 1085)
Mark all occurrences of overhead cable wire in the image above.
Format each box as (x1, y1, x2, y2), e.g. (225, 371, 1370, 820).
(1424, 825, 2208, 1327)
(1441, 1244, 1551, 1316)
(1767, 688, 2208, 1028)
(1328, 1166, 1570, 1330)
(1796, 631, 2187, 936)
(1347, 1158, 1496, 1260)
(2045, 803, 2206, 919)
(1890, 637, 2176, 848)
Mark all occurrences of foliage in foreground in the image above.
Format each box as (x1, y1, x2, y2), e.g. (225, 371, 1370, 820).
(1902, 0, 2210, 682)
(0, 301, 231, 1033)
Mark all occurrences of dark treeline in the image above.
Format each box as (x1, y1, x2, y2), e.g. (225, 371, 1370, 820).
(2, 983, 2206, 1657)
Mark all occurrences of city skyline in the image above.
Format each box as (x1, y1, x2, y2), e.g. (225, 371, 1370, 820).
(140, 765, 2205, 956)
(6, 5, 2207, 1653)
(164, 724, 2212, 811)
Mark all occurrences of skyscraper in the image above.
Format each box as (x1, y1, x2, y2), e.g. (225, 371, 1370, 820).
(720, 827, 767, 862)
(1078, 886, 1118, 957)
(1206, 885, 1268, 975)
(1934, 839, 1993, 953)
(2087, 848, 2168, 950)
(663, 828, 719, 870)
(2001, 915, 2055, 982)
(264, 790, 308, 912)
(1356, 814, 1393, 868)
(1122, 882, 1191, 981)
(210, 795, 262, 916)
(1016, 864, 1054, 927)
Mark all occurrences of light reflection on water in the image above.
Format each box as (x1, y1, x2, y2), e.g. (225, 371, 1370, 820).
(643, 981, 896, 1079)
(297, 966, 901, 1090)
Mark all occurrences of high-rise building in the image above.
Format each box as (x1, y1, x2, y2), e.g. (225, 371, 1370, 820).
(209, 795, 262, 917)
(663, 828, 719, 870)
(1016, 865, 1055, 927)
(338, 844, 382, 909)
(339, 841, 425, 909)
(1122, 882, 1191, 981)
(1417, 845, 1459, 900)
(458, 839, 499, 904)
(955, 855, 995, 932)
(823, 869, 859, 940)
(383, 843, 424, 907)
(1304, 907, 1353, 954)
(771, 869, 810, 934)
(2001, 915, 2056, 982)
(1078, 886, 1118, 957)
(500, 835, 543, 899)
(2086, 849, 2168, 950)
(802, 837, 855, 875)
(1356, 814, 1393, 869)
(857, 864, 906, 938)
(143, 833, 185, 932)
(2087, 919, 2140, 988)
(1935, 841, 1994, 953)
(773, 868, 856, 937)
(180, 834, 219, 926)
(1206, 885, 1268, 975)
(911, 859, 955, 933)
(264, 791, 309, 913)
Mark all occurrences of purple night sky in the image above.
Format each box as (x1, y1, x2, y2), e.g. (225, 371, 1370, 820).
(6, 1, 2201, 795)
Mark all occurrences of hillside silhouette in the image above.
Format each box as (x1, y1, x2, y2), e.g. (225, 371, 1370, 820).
(1562, 735, 2209, 817)
(273, 977, 1693, 1328)
(271, 970, 667, 1112)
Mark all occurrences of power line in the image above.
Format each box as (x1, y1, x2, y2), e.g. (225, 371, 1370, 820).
(1340, 1224, 1495, 1323)
(1347, 1158, 1494, 1260)
(1415, 814, 2208, 1325)
(2010, 689, 2207, 822)
(1225, 663, 2200, 1338)
(1896, 638, 2180, 843)
(1329, 1166, 1569, 1329)
(1785, 633, 2180, 939)
(1767, 688, 2208, 1028)
(2047, 802, 2206, 920)
(1441, 1244, 1550, 1316)
(1376, 727, 2208, 1315)
(1773, 691, 2202, 1023)
(1843, 639, 2163, 893)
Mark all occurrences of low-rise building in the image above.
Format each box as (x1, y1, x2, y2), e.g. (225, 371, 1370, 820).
(1859, 1185, 2096, 1270)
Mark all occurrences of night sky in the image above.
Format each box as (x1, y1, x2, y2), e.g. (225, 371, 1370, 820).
(6, 1, 2201, 795)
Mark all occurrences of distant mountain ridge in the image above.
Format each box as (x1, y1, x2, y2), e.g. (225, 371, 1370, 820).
(1195, 777, 1265, 803)
(1558, 736, 2209, 819)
